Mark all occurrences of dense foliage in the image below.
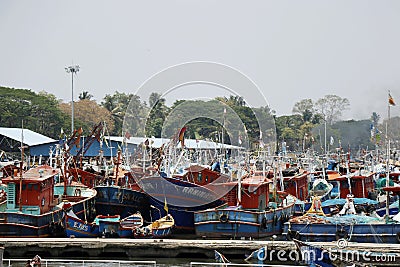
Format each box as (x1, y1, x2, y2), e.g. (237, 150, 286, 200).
(0, 86, 393, 154)
(0, 87, 69, 138)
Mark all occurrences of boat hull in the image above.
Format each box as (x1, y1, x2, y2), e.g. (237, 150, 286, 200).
(149, 198, 224, 234)
(194, 204, 294, 239)
(141, 175, 226, 234)
(65, 215, 99, 238)
(283, 222, 400, 243)
(0, 195, 96, 238)
(94, 186, 150, 221)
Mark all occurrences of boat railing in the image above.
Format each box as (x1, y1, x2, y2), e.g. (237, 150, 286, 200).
(1, 258, 156, 267)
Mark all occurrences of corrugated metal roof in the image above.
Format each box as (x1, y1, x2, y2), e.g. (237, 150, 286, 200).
(0, 127, 56, 146)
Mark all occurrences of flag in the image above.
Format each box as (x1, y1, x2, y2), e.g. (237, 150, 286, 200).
(164, 196, 168, 214)
(214, 250, 230, 264)
(389, 93, 396, 106)
(330, 136, 334, 146)
(124, 131, 131, 140)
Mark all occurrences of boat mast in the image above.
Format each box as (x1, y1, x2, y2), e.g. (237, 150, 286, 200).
(346, 156, 352, 195)
(142, 142, 146, 174)
(19, 120, 24, 212)
(272, 160, 277, 202)
(115, 150, 121, 186)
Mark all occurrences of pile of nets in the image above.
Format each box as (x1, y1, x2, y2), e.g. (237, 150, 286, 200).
(289, 214, 329, 224)
(321, 198, 379, 207)
(322, 214, 384, 224)
(289, 214, 384, 224)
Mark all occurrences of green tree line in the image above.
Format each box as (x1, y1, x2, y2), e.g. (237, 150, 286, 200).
(0, 86, 392, 153)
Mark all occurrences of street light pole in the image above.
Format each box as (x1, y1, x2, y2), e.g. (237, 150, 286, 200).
(65, 65, 80, 133)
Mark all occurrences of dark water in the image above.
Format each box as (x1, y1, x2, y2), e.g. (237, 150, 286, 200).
(2, 258, 290, 267)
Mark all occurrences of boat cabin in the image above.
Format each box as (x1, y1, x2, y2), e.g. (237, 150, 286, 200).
(379, 172, 400, 183)
(178, 165, 229, 186)
(2, 165, 60, 215)
(328, 172, 375, 199)
(221, 175, 271, 210)
(282, 171, 309, 201)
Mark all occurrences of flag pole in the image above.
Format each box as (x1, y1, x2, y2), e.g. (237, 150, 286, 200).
(385, 90, 395, 217)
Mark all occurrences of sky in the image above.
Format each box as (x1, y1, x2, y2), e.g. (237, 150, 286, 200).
(1, 1, 400, 121)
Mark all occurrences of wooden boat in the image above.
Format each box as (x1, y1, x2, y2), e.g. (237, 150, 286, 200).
(134, 214, 174, 238)
(65, 210, 143, 238)
(68, 150, 151, 222)
(194, 175, 295, 239)
(283, 195, 400, 243)
(141, 170, 227, 234)
(0, 165, 97, 237)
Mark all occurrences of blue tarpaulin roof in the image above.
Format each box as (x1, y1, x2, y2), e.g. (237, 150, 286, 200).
(321, 198, 379, 207)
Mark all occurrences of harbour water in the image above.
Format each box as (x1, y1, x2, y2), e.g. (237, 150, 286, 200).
(0, 258, 294, 267)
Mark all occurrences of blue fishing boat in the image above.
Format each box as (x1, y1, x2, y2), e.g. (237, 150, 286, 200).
(284, 195, 400, 243)
(0, 165, 97, 237)
(139, 170, 227, 234)
(194, 175, 295, 239)
(94, 184, 150, 220)
(71, 151, 151, 222)
(65, 209, 143, 238)
(68, 166, 151, 222)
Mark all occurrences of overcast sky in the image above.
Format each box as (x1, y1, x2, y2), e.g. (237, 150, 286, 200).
(1, 1, 400, 121)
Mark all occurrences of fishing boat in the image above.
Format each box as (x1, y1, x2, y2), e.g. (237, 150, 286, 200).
(139, 171, 226, 234)
(134, 214, 174, 238)
(94, 182, 150, 220)
(148, 158, 238, 233)
(64, 209, 143, 238)
(283, 195, 400, 243)
(68, 150, 151, 221)
(194, 175, 296, 239)
(0, 165, 97, 237)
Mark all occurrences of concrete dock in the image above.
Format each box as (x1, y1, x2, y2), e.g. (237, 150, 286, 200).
(0, 238, 399, 262)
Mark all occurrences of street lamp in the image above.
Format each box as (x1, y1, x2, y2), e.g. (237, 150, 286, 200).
(65, 65, 80, 133)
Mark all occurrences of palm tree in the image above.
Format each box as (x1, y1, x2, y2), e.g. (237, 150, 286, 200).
(79, 91, 93, 100)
